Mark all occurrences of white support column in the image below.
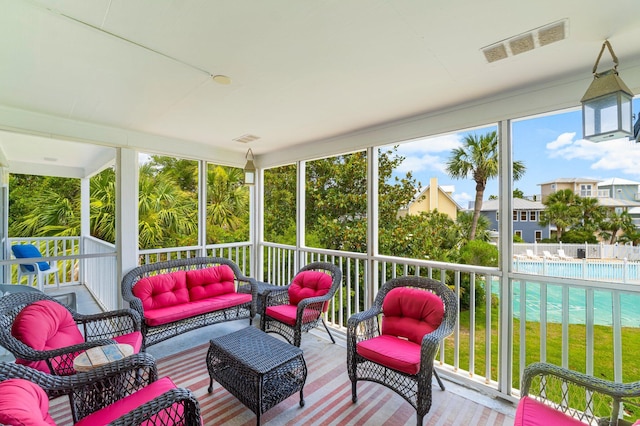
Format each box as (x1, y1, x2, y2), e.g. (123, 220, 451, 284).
(116, 148, 139, 309)
(80, 177, 90, 285)
(198, 160, 207, 256)
(498, 119, 514, 395)
(254, 168, 264, 280)
(367, 147, 379, 308)
(296, 161, 306, 270)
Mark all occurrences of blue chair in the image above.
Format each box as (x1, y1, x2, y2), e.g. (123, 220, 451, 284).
(11, 244, 60, 291)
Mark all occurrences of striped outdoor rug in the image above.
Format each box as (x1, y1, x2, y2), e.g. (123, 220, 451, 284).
(50, 333, 514, 425)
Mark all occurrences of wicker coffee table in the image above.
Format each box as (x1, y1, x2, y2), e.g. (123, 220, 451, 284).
(206, 326, 307, 425)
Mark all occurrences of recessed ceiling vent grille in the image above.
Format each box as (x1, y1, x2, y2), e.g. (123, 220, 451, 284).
(481, 19, 567, 63)
(233, 134, 260, 144)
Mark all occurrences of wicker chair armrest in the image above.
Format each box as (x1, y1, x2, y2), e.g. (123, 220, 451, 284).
(76, 308, 142, 336)
(7, 338, 116, 361)
(106, 387, 201, 426)
(263, 286, 291, 306)
(0, 353, 157, 399)
(347, 307, 381, 343)
(522, 362, 640, 426)
(522, 362, 640, 398)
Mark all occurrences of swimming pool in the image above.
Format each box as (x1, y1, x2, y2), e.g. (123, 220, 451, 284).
(492, 280, 640, 327)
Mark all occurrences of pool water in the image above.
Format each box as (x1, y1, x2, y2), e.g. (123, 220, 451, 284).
(492, 281, 640, 327)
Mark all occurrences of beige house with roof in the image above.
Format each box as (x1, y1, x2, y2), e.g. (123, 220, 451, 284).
(398, 177, 460, 220)
(538, 178, 605, 203)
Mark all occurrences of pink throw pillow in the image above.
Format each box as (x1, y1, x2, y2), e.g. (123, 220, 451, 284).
(186, 265, 235, 301)
(0, 378, 56, 425)
(11, 300, 84, 373)
(288, 271, 333, 308)
(381, 287, 444, 344)
(133, 271, 189, 310)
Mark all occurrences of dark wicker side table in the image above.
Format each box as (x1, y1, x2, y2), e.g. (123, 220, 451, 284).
(206, 326, 307, 425)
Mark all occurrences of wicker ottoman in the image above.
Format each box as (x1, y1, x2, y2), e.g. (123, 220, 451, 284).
(206, 326, 307, 425)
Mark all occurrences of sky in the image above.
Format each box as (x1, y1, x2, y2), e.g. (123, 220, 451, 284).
(388, 99, 640, 209)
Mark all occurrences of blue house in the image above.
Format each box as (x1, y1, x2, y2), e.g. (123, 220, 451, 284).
(480, 198, 551, 243)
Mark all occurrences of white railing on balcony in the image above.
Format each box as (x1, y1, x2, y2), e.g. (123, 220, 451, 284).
(82, 236, 118, 311)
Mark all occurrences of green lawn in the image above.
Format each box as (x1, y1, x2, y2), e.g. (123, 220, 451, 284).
(444, 303, 640, 388)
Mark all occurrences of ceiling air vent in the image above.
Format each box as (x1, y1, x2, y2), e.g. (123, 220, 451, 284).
(481, 19, 568, 63)
(233, 134, 260, 144)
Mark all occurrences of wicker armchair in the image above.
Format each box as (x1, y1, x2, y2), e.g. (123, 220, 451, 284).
(519, 362, 640, 426)
(0, 291, 142, 375)
(347, 276, 457, 426)
(260, 262, 342, 347)
(0, 353, 201, 425)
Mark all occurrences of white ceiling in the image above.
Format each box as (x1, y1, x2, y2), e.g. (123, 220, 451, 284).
(1, 0, 640, 177)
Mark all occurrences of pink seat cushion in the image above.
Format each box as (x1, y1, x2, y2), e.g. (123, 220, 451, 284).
(265, 304, 323, 326)
(186, 265, 236, 301)
(0, 378, 56, 426)
(113, 331, 143, 353)
(11, 300, 84, 374)
(133, 271, 189, 310)
(514, 396, 586, 426)
(381, 287, 444, 344)
(288, 270, 333, 311)
(356, 334, 422, 375)
(143, 293, 252, 326)
(74, 377, 179, 426)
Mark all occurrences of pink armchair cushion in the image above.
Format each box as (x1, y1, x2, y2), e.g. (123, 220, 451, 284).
(74, 377, 179, 426)
(113, 331, 144, 353)
(288, 270, 333, 310)
(0, 378, 56, 426)
(356, 334, 421, 375)
(514, 396, 586, 426)
(11, 300, 84, 374)
(265, 304, 324, 326)
(381, 287, 445, 344)
(133, 271, 189, 310)
(186, 265, 236, 301)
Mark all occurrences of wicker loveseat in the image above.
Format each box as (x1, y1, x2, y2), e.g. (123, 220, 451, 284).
(122, 257, 257, 349)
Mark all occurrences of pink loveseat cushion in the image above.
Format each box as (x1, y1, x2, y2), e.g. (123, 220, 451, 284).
(74, 377, 179, 426)
(288, 270, 333, 310)
(356, 334, 422, 375)
(381, 287, 444, 344)
(11, 300, 84, 374)
(186, 265, 236, 301)
(143, 293, 252, 326)
(514, 396, 586, 426)
(133, 271, 189, 310)
(0, 378, 56, 426)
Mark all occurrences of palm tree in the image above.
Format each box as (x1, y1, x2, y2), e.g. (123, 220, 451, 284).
(539, 189, 581, 241)
(600, 210, 635, 244)
(206, 165, 249, 243)
(446, 131, 525, 240)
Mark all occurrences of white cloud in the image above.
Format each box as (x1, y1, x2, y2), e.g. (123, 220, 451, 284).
(453, 192, 473, 207)
(546, 132, 575, 150)
(545, 133, 640, 176)
(391, 134, 462, 175)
